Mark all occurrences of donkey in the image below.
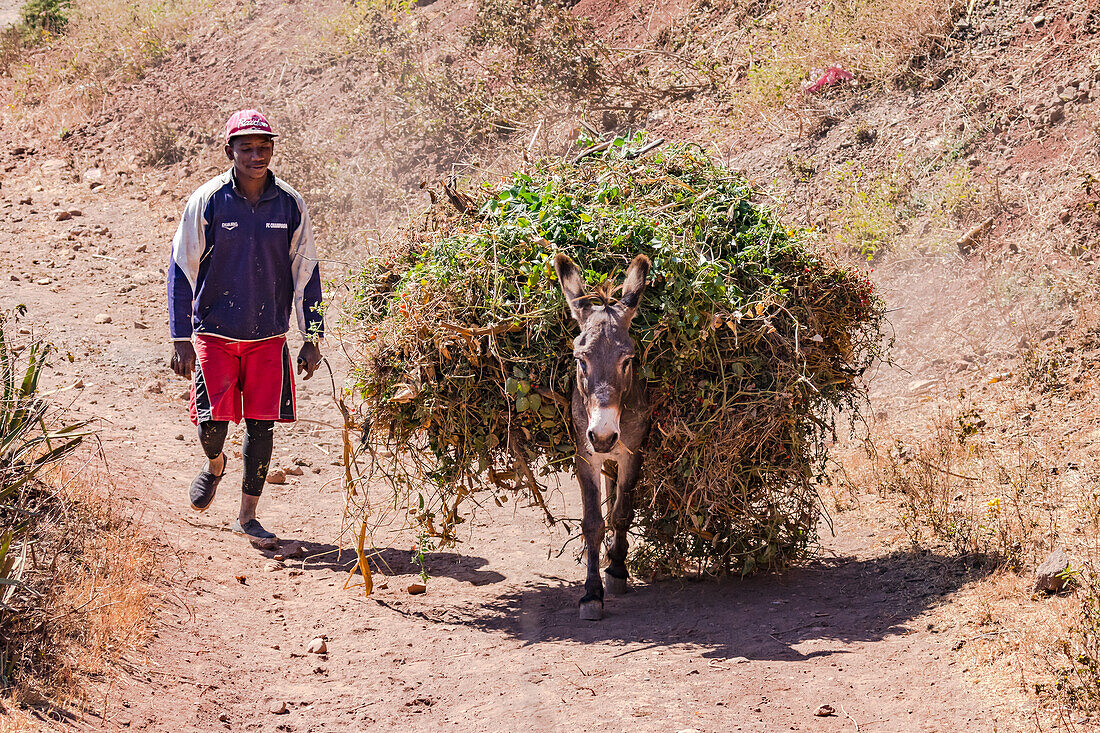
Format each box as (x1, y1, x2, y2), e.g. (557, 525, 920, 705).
(553, 253, 651, 621)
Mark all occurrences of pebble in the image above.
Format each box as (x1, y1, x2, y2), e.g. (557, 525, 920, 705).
(175, 433, 185, 441)
(815, 704, 836, 717)
(264, 561, 284, 572)
(134, 321, 149, 330)
(35, 278, 51, 285)
(50, 209, 71, 221)
(217, 713, 229, 722)
(268, 700, 288, 715)
(145, 381, 163, 394)
(907, 378, 937, 395)
(284, 465, 304, 476)
(407, 582, 427, 595)
(306, 637, 327, 654)
(94, 313, 112, 324)
(266, 468, 287, 484)
(1035, 548, 1071, 593)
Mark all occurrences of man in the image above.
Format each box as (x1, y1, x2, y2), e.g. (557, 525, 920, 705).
(167, 109, 323, 548)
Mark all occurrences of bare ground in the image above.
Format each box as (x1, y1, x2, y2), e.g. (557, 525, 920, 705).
(0, 153, 1019, 732)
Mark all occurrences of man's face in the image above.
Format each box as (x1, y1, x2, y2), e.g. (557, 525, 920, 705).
(225, 134, 274, 183)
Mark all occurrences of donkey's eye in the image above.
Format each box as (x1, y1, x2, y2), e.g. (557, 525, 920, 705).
(576, 358, 588, 375)
(621, 357, 633, 372)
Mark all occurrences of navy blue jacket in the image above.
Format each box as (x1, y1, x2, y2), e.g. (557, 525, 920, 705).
(168, 169, 324, 342)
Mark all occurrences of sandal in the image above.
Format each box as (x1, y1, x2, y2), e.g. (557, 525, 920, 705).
(232, 518, 278, 549)
(189, 453, 226, 512)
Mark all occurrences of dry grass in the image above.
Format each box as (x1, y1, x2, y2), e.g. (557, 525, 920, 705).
(2, 456, 159, 716)
(0, 0, 197, 139)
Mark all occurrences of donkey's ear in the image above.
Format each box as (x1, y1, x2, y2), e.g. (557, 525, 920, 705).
(553, 253, 588, 322)
(617, 254, 651, 322)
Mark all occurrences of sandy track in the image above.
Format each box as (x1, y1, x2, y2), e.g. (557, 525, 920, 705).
(0, 163, 1009, 732)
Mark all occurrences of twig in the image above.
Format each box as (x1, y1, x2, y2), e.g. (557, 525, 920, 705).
(913, 457, 981, 481)
(624, 137, 666, 160)
(571, 140, 612, 164)
(840, 704, 860, 733)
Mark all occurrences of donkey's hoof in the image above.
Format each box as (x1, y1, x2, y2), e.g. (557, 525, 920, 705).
(604, 571, 629, 595)
(579, 600, 604, 621)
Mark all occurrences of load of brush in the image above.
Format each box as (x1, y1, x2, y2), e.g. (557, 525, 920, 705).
(340, 134, 886, 581)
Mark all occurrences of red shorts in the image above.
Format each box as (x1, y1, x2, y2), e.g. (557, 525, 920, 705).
(189, 334, 296, 425)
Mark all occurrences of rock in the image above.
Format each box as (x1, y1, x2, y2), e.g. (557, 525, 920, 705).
(68, 209, 82, 217)
(268, 700, 288, 715)
(907, 378, 937, 395)
(94, 313, 112, 324)
(35, 278, 51, 286)
(284, 465, 304, 476)
(135, 244, 147, 253)
(73, 379, 84, 389)
(285, 543, 305, 558)
(1032, 14, 1046, 26)
(50, 209, 71, 221)
(145, 381, 163, 394)
(266, 468, 287, 484)
(175, 433, 185, 441)
(134, 321, 149, 330)
(217, 712, 229, 722)
(407, 582, 427, 595)
(10, 275, 18, 282)
(83, 168, 104, 184)
(306, 637, 327, 654)
(1050, 107, 1065, 124)
(1035, 549, 1071, 593)
(18, 196, 32, 205)
(264, 561, 284, 572)
(292, 456, 312, 467)
(815, 704, 836, 717)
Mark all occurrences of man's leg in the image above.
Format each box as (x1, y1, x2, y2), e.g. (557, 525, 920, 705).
(190, 420, 228, 511)
(239, 418, 274, 525)
(198, 420, 228, 474)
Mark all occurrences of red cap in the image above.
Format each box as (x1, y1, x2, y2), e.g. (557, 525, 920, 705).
(224, 109, 277, 144)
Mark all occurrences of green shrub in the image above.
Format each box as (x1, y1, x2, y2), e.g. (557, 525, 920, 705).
(343, 135, 886, 576)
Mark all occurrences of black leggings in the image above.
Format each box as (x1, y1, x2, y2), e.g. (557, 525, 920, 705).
(197, 419, 274, 497)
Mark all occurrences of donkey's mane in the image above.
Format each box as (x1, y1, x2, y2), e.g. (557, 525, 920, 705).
(574, 279, 618, 308)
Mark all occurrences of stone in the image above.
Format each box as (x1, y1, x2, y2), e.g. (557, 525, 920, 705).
(145, 380, 163, 394)
(264, 561, 284, 572)
(1035, 549, 1071, 593)
(175, 433, 185, 441)
(907, 378, 937, 395)
(1050, 107, 1065, 123)
(265, 469, 287, 484)
(306, 637, 327, 654)
(268, 700, 288, 715)
(284, 465, 304, 476)
(815, 704, 836, 717)
(1032, 14, 1046, 26)
(407, 582, 427, 595)
(135, 244, 147, 253)
(35, 278, 51, 286)
(94, 313, 112, 324)
(134, 321, 149, 330)
(68, 209, 82, 217)
(50, 209, 71, 221)
(83, 168, 104, 184)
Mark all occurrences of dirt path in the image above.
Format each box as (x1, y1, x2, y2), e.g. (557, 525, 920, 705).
(1, 161, 1013, 732)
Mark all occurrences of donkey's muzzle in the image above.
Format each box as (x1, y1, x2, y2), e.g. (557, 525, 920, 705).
(588, 430, 619, 454)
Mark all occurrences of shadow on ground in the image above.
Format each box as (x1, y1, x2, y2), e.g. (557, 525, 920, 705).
(441, 550, 993, 662)
(259, 539, 506, 587)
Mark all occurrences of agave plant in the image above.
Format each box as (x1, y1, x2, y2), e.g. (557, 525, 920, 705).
(0, 311, 89, 607)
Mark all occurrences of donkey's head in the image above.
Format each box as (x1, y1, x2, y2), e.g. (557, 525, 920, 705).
(553, 253, 651, 454)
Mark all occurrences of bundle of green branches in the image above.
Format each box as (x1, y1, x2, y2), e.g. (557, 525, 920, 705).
(343, 135, 886, 577)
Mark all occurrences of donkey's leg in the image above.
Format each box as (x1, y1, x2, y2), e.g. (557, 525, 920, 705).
(576, 453, 605, 621)
(605, 453, 640, 595)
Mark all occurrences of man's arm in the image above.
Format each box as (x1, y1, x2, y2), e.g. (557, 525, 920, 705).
(288, 194, 323, 379)
(167, 193, 207, 378)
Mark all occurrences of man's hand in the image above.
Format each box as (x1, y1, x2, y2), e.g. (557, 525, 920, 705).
(297, 341, 322, 381)
(171, 341, 196, 379)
